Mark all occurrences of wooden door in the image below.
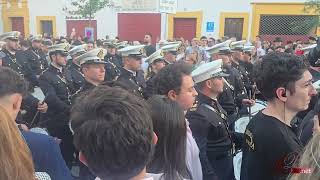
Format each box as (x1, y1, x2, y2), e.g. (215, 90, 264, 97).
(224, 18, 244, 40)
(173, 18, 196, 41)
(118, 13, 161, 45)
(41, 20, 53, 37)
(11, 17, 24, 36)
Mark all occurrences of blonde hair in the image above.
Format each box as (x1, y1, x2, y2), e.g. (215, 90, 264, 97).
(289, 133, 320, 180)
(0, 106, 35, 180)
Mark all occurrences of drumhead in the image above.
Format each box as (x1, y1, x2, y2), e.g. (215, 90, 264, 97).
(233, 151, 242, 180)
(32, 87, 45, 102)
(234, 116, 250, 133)
(249, 100, 267, 115)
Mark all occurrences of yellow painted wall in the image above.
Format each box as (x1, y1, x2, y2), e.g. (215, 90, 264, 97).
(36, 16, 57, 37)
(251, 2, 318, 40)
(1, 0, 30, 36)
(219, 12, 249, 40)
(167, 11, 203, 40)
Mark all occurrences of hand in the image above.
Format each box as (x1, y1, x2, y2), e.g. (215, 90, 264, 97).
(18, 124, 29, 131)
(313, 115, 320, 135)
(53, 137, 62, 144)
(242, 99, 256, 106)
(37, 102, 48, 113)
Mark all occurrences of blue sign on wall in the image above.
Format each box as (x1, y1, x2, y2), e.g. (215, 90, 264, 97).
(206, 22, 214, 32)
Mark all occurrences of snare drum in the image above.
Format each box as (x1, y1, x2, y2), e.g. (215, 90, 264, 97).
(248, 100, 267, 116)
(235, 100, 267, 134)
(233, 151, 242, 180)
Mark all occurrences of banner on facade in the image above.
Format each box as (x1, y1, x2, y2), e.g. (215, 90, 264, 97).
(119, 0, 158, 11)
(85, 27, 94, 41)
(159, 0, 177, 14)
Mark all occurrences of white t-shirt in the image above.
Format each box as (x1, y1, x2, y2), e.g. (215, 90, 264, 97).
(256, 47, 266, 57)
(95, 173, 170, 180)
(185, 119, 203, 180)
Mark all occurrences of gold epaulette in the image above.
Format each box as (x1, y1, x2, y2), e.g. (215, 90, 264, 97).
(189, 101, 199, 111)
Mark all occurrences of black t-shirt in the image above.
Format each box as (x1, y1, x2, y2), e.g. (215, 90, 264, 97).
(240, 111, 303, 180)
(144, 45, 156, 57)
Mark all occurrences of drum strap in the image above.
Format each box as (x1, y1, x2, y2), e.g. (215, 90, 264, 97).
(201, 104, 236, 155)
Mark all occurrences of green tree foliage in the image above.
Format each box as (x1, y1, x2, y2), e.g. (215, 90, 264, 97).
(64, 0, 114, 19)
(304, 0, 320, 28)
(305, 0, 320, 14)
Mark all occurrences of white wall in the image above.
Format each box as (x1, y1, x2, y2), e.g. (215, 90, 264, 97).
(174, 0, 308, 39)
(175, 0, 252, 38)
(0, 3, 3, 34)
(7, 0, 307, 39)
(28, 0, 67, 37)
(95, 7, 118, 39)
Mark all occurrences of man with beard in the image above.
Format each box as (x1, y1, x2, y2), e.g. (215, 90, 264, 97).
(0, 31, 34, 83)
(187, 60, 236, 180)
(241, 45, 255, 79)
(230, 41, 252, 92)
(38, 43, 75, 168)
(143, 33, 156, 56)
(207, 41, 254, 128)
(24, 35, 48, 81)
(41, 39, 53, 64)
(0, 31, 46, 125)
(161, 42, 181, 64)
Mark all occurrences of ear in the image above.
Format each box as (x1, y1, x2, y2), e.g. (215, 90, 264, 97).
(152, 132, 158, 145)
(276, 87, 287, 102)
(151, 63, 156, 69)
(167, 90, 177, 101)
(79, 152, 88, 166)
(206, 79, 213, 89)
(82, 66, 88, 74)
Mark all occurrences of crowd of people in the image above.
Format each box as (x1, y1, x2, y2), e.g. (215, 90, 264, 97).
(1, 29, 320, 180)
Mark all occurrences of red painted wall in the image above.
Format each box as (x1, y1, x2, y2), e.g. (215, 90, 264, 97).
(66, 20, 97, 40)
(118, 13, 161, 45)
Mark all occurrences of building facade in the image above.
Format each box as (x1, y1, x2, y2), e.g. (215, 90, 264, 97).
(1, 0, 319, 42)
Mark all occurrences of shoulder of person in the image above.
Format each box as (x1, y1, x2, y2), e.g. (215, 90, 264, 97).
(35, 172, 51, 180)
(22, 130, 57, 148)
(0, 50, 6, 59)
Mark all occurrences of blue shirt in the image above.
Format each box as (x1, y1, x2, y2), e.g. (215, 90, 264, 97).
(21, 130, 73, 180)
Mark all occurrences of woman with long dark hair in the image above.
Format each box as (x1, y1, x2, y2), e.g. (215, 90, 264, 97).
(147, 95, 190, 180)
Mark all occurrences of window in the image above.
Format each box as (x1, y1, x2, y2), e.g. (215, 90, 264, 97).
(259, 15, 318, 35)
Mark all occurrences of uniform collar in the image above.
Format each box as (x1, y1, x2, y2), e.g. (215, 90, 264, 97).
(197, 92, 218, 108)
(83, 80, 96, 90)
(31, 47, 39, 52)
(71, 62, 81, 69)
(3, 48, 16, 56)
(50, 63, 63, 73)
(232, 61, 239, 68)
(123, 68, 137, 77)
